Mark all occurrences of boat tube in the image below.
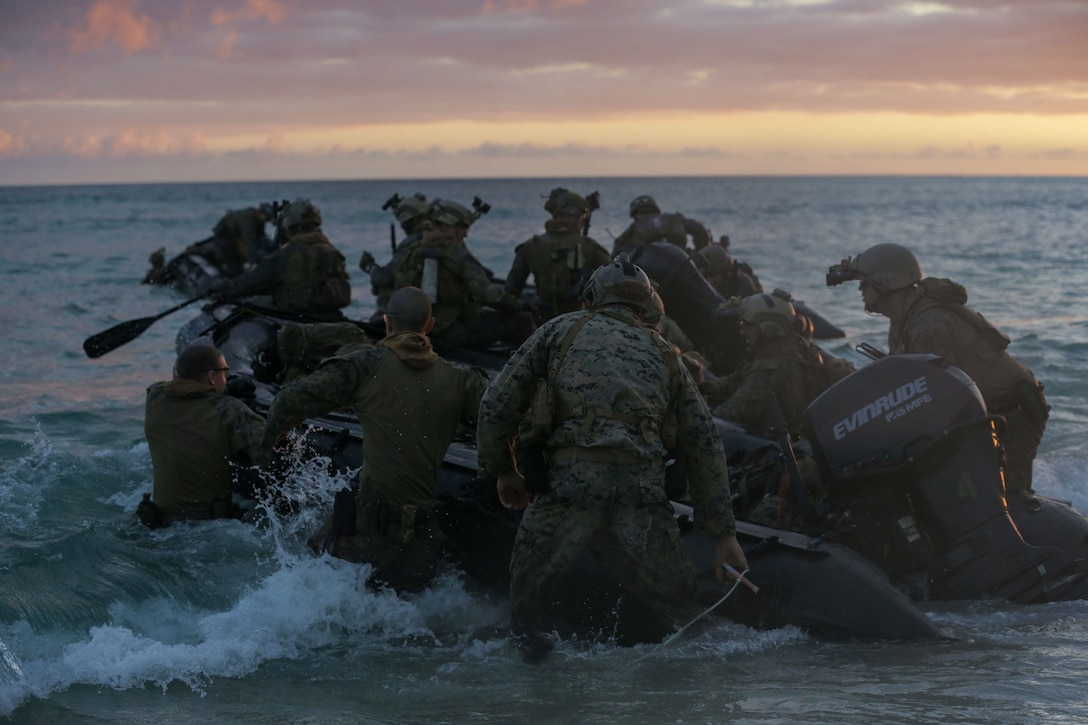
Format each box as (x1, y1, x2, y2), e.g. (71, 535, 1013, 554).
(175, 302, 943, 642)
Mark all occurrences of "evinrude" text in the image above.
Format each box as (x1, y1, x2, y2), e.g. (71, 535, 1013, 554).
(833, 376, 932, 440)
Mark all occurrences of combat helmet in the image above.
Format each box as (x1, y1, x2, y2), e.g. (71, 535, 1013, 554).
(394, 193, 431, 233)
(827, 243, 922, 291)
(428, 198, 477, 228)
(629, 195, 661, 218)
(581, 258, 654, 315)
(543, 187, 570, 214)
(280, 198, 322, 233)
(722, 289, 797, 338)
(692, 244, 735, 277)
(551, 191, 589, 217)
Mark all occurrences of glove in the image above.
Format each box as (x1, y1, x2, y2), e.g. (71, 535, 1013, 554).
(359, 251, 376, 273)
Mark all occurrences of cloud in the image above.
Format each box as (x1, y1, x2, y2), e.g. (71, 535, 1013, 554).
(67, 0, 161, 55)
(210, 0, 290, 26)
(2, 0, 1086, 183)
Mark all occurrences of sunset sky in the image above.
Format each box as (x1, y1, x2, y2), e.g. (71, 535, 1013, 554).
(2, 0, 1086, 185)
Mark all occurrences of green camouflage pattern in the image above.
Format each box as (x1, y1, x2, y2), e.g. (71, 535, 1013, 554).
(477, 305, 736, 538)
(508, 458, 698, 634)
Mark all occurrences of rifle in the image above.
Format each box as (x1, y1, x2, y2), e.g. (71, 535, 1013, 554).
(765, 392, 826, 517)
(856, 342, 887, 361)
(381, 193, 403, 253)
(582, 190, 600, 237)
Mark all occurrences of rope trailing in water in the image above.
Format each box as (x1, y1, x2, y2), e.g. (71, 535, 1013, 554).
(658, 567, 755, 647)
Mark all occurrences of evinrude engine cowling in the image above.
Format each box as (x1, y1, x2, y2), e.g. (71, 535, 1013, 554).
(803, 354, 1080, 602)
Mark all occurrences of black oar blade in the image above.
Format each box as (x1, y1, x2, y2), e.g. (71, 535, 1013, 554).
(82, 294, 206, 359)
(83, 316, 158, 358)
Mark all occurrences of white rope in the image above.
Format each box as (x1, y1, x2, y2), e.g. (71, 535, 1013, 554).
(658, 567, 752, 647)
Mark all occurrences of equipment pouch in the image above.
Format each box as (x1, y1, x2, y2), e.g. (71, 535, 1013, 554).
(136, 493, 162, 529)
(523, 379, 555, 445)
(520, 444, 551, 494)
(421, 252, 442, 302)
(1017, 379, 1051, 426)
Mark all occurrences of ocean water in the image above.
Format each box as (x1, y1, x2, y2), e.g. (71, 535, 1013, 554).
(3, 176, 1088, 723)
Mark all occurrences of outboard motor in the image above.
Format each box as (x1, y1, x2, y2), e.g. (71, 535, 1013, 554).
(803, 354, 1081, 602)
(627, 242, 746, 374)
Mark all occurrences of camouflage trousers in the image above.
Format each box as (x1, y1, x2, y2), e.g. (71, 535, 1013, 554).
(509, 459, 697, 636)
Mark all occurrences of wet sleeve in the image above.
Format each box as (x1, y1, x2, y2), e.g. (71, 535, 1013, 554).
(220, 398, 267, 463)
(460, 365, 491, 425)
(476, 325, 552, 476)
(261, 358, 364, 447)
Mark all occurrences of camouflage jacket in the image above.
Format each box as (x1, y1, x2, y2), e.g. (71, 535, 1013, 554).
(393, 229, 522, 336)
(888, 278, 1038, 410)
(477, 304, 736, 537)
(504, 218, 611, 318)
(145, 379, 266, 513)
(366, 232, 423, 309)
(218, 229, 350, 319)
(262, 331, 488, 507)
(705, 333, 839, 436)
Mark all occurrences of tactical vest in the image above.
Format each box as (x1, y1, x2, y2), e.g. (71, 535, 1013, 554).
(275, 231, 351, 316)
(516, 231, 602, 314)
(892, 278, 1032, 409)
(394, 235, 472, 333)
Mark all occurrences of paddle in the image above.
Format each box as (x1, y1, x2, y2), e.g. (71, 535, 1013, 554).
(83, 295, 207, 358)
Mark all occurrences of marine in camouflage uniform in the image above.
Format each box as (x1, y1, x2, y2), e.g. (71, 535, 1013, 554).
(210, 205, 276, 275)
(504, 190, 611, 321)
(360, 193, 434, 314)
(215, 199, 351, 321)
(700, 292, 852, 437)
(144, 345, 266, 523)
(611, 194, 712, 257)
(830, 243, 1049, 493)
(393, 198, 534, 349)
(477, 260, 748, 639)
(261, 287, 489, 591)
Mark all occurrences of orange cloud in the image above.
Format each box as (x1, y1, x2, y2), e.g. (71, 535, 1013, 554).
(482, 0, 588, 12)
(0, 128, 26, 158)
(211, 0, 289, 26)
(67, 0, 161, 55)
